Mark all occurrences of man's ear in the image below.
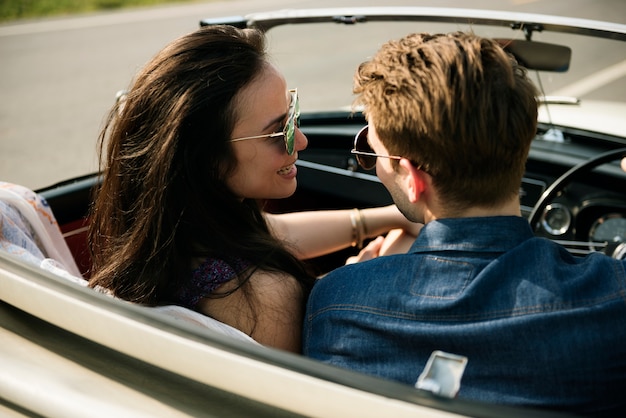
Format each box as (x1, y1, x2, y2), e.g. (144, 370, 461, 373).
(399, 158, 426, 203)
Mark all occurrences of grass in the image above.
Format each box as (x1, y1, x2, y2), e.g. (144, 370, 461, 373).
(0, 0, 199, 22)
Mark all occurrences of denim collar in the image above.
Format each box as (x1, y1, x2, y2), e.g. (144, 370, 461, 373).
(409, 216, 535, 254)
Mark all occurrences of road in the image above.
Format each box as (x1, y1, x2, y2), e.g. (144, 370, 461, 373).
(0, 0, 624, 190)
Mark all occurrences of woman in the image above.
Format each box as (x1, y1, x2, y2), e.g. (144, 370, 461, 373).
(89, 25, 418, 352)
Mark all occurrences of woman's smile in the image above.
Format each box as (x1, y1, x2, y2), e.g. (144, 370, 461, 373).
(278, 162, 297, 178)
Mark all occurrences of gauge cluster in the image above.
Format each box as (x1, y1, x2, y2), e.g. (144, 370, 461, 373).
(589, 214, 626, 250)
(524, 123, 626, 257)
(537, 193, 626, 255)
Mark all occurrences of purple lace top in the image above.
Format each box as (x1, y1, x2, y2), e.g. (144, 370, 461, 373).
(172, 256, 251, 310)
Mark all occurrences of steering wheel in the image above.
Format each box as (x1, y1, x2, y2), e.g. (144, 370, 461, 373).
(528, 147, 626, 259)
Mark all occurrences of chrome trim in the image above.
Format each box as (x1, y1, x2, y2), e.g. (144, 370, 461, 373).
(202, 8, 626, 41)
(553, 239, 606, 256)
(537, 96, 581, 105)
(296, 159, 382, 182)
(541, 203, 572, 236)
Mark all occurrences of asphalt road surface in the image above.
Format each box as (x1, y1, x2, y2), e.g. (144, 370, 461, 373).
(1, 0, 624, 190)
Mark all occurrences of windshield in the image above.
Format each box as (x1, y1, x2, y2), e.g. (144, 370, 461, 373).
(1, 5, 624, 191)
(267, 20, 626, 116)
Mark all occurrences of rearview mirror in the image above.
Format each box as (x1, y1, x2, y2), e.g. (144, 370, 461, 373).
(496, 39, 571, 72)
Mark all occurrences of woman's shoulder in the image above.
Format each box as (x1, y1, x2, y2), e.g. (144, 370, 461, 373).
(198, 268, 305, 351)
(246, 268, 302, 296)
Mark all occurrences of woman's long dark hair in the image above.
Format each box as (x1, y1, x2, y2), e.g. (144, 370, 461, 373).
(88, 25, 314, 305)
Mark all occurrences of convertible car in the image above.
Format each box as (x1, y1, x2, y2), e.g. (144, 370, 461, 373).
(1, 7, 625, 417)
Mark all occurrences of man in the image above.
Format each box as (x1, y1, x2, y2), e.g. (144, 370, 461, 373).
(302, 32, 626, 415)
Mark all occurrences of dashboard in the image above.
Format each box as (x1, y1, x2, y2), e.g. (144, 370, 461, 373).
(297, 115, 626, 259)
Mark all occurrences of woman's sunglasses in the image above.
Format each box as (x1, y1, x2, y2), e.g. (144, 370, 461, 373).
(230, 89, 300, 155)
(350, 125, 402, 170)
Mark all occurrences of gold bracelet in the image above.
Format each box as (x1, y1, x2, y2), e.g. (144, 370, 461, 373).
(350, 208, 365, 249)
(349, 209, 359, 247)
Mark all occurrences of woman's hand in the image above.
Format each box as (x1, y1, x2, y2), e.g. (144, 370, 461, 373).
(344, 225, 422, 265)
(345, 236, 385, 264)
(379, 227, 421, 255)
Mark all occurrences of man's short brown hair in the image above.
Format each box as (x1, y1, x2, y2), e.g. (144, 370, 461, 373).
(354, 32, 539, 211)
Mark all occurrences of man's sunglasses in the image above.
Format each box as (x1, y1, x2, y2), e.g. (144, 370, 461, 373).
(230, 89, 300, 155)
(350, 125, 402, 170)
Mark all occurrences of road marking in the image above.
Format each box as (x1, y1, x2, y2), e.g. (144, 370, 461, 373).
(551, 59, 626, 97)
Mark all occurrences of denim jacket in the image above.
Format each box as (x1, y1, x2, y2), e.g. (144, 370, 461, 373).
(303, 216, 626, 415)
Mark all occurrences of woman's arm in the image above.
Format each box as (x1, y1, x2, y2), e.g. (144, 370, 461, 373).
(265, 205, 421, 260)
